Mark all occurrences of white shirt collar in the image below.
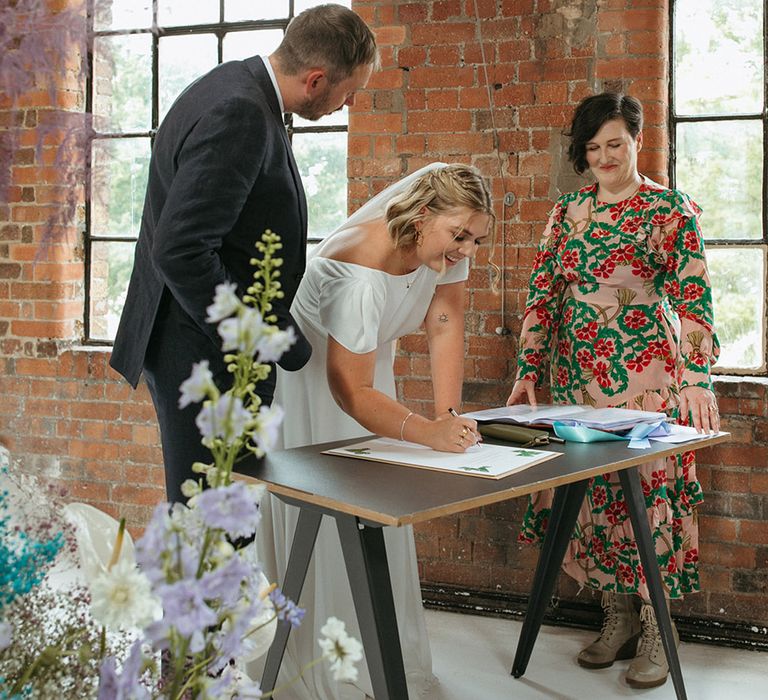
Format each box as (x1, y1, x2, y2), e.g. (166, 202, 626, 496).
(260, 55, 285, 115)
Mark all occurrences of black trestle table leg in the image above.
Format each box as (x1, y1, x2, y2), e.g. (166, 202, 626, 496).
(336, 513, 408, 700)
(618, 467, 687, 700)
(512, 478, 589, 678)
(260, 506, 323, 693)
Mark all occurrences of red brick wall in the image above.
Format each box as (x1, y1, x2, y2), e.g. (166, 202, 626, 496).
(0, 0, 766, 629)
(352, 0, 768, 627)
(0, 0, 166, 531)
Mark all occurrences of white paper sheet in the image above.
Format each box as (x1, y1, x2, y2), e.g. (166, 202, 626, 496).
(649, 425, 725, 443)
(323, 437, 561, 479)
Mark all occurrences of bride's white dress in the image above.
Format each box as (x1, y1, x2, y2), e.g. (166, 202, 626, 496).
(255, 244, 468, 699)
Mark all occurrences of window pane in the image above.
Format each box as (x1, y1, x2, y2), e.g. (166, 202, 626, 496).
(708, 247, 765, 370)
(93, 34, 152, 133)
(292, 132, 348, 239)
(222, 30, 283, 62)
(91, 138, 150, 238)
(157, 0, 218, 26)
(674, 0, 764, 115)
(293, 106, 349, 129)
(89, 241, 136, 341)
(94, 0, 152, 31)
(225, 0, 289, 21)
(675, 120, 762, 240)
(159, 34, 218, 122)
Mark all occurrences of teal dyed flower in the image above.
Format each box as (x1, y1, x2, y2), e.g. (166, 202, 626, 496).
(0, 479, 64, 610)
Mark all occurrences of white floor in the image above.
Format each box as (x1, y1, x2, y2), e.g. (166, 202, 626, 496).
(422, 609, 767, 700)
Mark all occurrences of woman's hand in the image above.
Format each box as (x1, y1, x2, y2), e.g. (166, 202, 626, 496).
(423, 413, 481, 453)
(679, 386, 719, 434)
(506, 379, 537, 407)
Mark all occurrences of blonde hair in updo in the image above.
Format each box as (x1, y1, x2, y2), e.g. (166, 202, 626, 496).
(386, 164, 494, 250)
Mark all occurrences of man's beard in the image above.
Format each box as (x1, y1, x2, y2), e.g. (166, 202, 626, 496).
(295, 88, 337, 122)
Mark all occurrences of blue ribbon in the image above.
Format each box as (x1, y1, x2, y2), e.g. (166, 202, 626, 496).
(553, 419, 670, 449)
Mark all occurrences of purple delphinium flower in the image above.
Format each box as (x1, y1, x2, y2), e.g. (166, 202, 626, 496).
(196, 394, 253, 446)
(206, 664, 263, 699)
(206, 282, 241, 323)
(256, 326, 296, 363)
(269, 587, 306, 628)
(208, 598, 263, 673)
(135, 503, 172, 585)
(178, 360, 215, 408)
(196, 483, 261, 540)
(97, 639, 150, 700)
(199, 554, 251, 607)
(155, 579, 218, 639)
(217, 307, 266, 355)
(252, 404, 284, 454)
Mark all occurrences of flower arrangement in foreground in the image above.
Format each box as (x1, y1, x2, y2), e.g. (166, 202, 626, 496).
(0, 231, 362, 698)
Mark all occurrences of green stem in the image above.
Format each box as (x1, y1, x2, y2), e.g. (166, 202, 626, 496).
(261, 656, 325, 699)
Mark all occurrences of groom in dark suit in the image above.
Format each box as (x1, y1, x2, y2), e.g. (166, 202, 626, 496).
(110, 4, 377, 504)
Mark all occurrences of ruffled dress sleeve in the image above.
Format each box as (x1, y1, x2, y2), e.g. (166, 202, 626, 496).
(318, 270, 387, 355)
(648, 189, 720, 390)
(514, 194, 571, 385)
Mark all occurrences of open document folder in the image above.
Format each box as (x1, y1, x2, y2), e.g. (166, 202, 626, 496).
(323, 437, 561, 479)
(461, 404, 668, 432)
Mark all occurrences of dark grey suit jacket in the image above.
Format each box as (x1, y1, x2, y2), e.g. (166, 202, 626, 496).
(110, 56, 311, 391)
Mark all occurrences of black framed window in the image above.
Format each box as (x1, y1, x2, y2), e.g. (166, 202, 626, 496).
(671, 0, 767, 373)
(85, 0, 350, 342)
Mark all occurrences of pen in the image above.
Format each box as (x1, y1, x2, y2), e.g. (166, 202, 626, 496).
(448, 407, 460, 418)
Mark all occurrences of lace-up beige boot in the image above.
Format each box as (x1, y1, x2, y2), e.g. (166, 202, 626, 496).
(625, 602, 680, 688)
(577, 592, 641, 669)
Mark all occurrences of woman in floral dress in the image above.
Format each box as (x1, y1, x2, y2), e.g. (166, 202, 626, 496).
(507, 93, 720, 689)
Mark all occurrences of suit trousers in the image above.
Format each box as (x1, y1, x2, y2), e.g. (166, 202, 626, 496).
(143, 292, 273, 504)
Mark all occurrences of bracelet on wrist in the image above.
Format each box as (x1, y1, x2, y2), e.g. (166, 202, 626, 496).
(399, 411, 414, 442)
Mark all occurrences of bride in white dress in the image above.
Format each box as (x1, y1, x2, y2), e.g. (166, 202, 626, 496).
(255, 162, 494, 699)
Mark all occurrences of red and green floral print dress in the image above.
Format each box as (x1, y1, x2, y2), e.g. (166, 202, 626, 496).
(516, 178, 719, 599)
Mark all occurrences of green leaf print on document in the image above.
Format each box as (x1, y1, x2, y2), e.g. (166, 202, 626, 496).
(513, 449, 540, 458)
(459, 466, 492, 473)
(345, 448, 371, 455)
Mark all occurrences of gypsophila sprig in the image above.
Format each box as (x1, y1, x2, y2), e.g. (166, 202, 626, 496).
(0, 468, 133, 699)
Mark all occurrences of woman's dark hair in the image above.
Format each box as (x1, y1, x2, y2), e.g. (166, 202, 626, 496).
(566, 93, 644, 175)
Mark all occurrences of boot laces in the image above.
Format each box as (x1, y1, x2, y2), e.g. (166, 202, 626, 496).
(637, 604, 661, 657)
(599, 591, 621, 641)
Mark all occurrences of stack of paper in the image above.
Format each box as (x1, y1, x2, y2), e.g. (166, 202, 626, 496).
(461, 405, 668, 432)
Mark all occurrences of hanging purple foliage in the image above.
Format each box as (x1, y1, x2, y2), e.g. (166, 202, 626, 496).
(0, 0, 90, 254)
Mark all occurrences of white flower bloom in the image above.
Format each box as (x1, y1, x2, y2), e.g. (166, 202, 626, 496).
(318, 616, 363, 682)
(217, 307, 267, 356)
(206, 282, 242, 323)
(196, 393, 254, 445)
(178, 360, 216, 408)
(0, 620, 12, 652)
(253, 404, 284, 453)
(256, 325, 296, 363)
(90, 559, 161, 630)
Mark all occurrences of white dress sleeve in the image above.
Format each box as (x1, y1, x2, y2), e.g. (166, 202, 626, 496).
(318, 273, 386, 354)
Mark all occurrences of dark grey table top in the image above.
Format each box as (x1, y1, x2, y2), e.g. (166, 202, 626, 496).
(235, 432, 728, 526)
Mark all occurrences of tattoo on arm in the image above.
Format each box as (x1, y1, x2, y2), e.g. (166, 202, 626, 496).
(438, 313, 448, 323)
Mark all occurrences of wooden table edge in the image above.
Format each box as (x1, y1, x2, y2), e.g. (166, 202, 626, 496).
(236, 432, 730, 527)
